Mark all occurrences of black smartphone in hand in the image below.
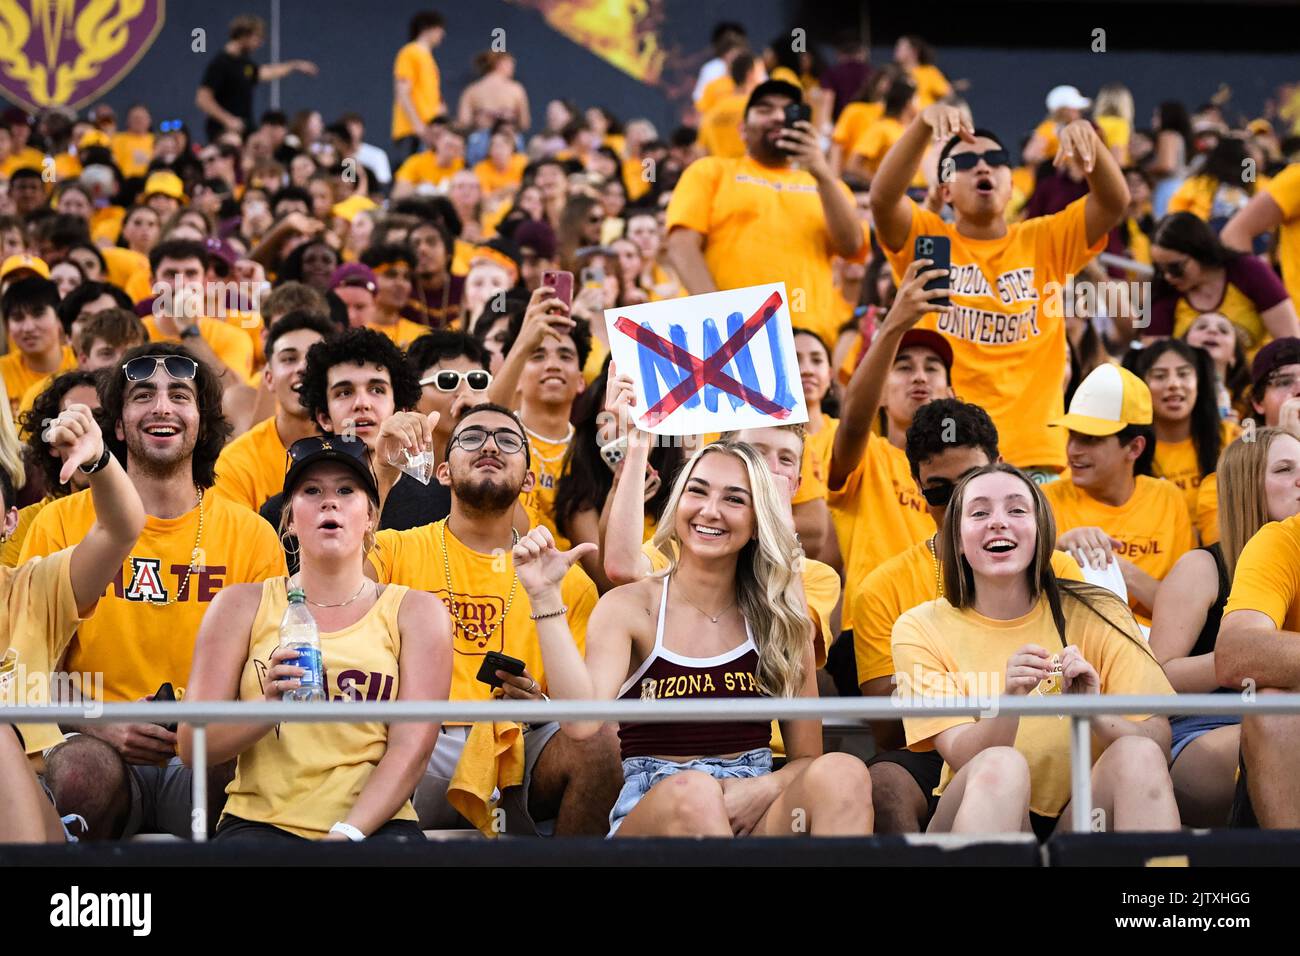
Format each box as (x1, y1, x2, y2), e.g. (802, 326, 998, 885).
(914, 235, 952, 309)
(784, 103, 812, 128)
(476, 651, 526, 689)
(153, 681, 177, 733)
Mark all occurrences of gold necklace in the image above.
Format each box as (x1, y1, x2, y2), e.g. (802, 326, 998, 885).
(440, 520, 519, 642)
(152, 487, 204, 607)
(927, 534, 943, 598)
(672, 574, 735, 624)
(306, 579, 373, 608)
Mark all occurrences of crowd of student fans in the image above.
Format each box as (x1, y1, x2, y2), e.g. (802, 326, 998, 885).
(3, 9, 1300, 843)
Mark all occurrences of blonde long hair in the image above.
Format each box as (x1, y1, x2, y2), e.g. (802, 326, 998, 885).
(651, 441, 807, 698)
(1094, 83, 1134, 124)
(0, 393, 26, 493)
(1218, 428, 1290, 580)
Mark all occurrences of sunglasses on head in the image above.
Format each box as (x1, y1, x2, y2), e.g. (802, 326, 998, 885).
(122, 355, 198, 382)
(420, 369, 493, 392)
(450, 425, 525, 455)
(920, 466, 985, 507)
(949, 149, 1010, 172)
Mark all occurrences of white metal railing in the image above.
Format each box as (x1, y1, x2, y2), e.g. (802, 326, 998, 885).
(2, 693, 1279, 841)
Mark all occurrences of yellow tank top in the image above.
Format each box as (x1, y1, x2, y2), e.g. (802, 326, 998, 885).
(222, 577, 417, 838)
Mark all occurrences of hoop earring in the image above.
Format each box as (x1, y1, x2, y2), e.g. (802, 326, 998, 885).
(279, 531, 300, 559)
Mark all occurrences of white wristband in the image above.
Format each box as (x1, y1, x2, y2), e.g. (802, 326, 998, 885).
(329, 821, 365, 842)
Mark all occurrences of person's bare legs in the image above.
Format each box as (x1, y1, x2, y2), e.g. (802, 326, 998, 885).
(755, 752, 874, 835)
(528, 724, 624, 835)
(927, 747, 1030, 834)
(1170, 725, 1240, 828)
(868, 760, 929, 833)
(1242, 688, 1300, 828)
(1088, 735, 1180, 832)
(614, 770, 733, 837)
(0, 727, 64, 842)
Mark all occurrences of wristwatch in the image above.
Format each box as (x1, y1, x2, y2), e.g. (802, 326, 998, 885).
(78, 447, 111, 475)
(179, 323, 202, 340)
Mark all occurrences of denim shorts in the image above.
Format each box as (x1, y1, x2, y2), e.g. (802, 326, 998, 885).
(1170, 714, 1240, 762)
(607, 748, 773, 836)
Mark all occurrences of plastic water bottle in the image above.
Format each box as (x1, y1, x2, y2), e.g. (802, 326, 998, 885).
(280, 586, 325, 702)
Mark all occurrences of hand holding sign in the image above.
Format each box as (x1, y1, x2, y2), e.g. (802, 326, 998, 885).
(603, 283, 808, 436)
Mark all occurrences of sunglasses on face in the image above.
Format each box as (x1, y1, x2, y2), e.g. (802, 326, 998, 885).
(1154, 259, 1188, 279)
(920, 466, 985, 507)
(122, 355, 198, 382)
(949, 149, 1010, 172)
(159, 119, 183, 133)
(420, 369, 493, 392)
(450, 425, 525, 455)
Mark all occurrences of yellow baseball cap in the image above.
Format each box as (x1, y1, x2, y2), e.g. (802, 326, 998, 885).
(1050, 363, 1152, 436)
(0, 254, 50, 283)
(331, 194, 377, 222)
(142, 169, 186, 202)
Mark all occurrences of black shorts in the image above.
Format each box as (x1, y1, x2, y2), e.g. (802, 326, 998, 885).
(214, 815, 425, 842)
(1029, 811, 1060, 843)
(868, 747, 944, 821)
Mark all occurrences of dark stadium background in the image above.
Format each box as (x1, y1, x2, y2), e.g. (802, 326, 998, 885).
(95, 0, 1300, 152)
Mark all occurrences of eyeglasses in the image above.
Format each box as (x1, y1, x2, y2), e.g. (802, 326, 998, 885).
(1154, 259, 1188, 279)
(123, 355, 199, 382)
(450, 426, 525, 455)
(920, 466, 984, 507)
(1267, 372, 1300, 391)
(949, 149, 1010, 172)
(420, 369, 493, 392)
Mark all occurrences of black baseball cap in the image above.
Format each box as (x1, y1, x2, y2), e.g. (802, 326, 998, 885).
(283, 433, 379, 504)
(744, 80, 804, 117)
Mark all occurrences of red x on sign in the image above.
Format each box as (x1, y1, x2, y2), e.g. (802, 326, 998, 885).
(612, 289, 790, 428)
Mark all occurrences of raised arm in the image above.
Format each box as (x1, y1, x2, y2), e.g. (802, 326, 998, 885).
(602, 367, 655, 584)
(45, 406, 146, 616)
(871, 105, 973, 253)
(331, 589, 450, 837)
(258, 59, 318, 82)
(489, 285, 571, 410)
(776, 120, 864, 257)
(1221, 190, 1285, 253)
(829, 258, 951, 489)
(1054, 120, 1129, 247)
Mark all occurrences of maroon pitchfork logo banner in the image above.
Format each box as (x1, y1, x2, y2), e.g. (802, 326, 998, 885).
(0, 0, 165, 113)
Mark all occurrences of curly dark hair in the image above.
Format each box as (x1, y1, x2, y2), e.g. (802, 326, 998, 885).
(906, 398, 1000, 480)
(298, 327, 422, 426)
(98, 343, 232, 488)
(21, 370, 106, 496)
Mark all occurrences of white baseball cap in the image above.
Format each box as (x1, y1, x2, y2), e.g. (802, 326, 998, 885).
(1046, 85, 1092, 113)
(1050, 364, 1152, 437)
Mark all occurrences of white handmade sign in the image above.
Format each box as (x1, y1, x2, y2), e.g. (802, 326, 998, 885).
(603, 282, 808, 436)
